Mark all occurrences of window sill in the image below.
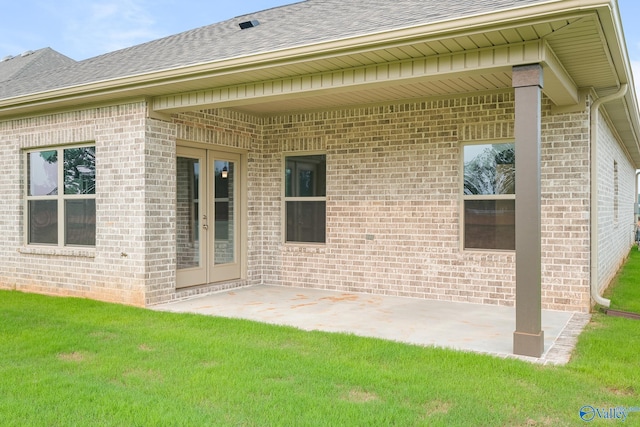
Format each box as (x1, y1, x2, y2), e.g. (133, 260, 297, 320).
(19, 246, 96, 258)
(463, 248, 515, 253)
(462, 248, 515, 258)
(282, 242, 326, 254)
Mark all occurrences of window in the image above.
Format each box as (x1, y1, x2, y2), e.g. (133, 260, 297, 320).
(284, 154, 326, 243)
(26, 145, 96, 246)
(463, 143, 515, 250)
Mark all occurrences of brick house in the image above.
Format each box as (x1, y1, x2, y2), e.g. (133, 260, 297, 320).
(1, 0, 639, 354)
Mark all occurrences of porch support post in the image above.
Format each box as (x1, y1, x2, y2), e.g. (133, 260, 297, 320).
(512, 64, 544, 358)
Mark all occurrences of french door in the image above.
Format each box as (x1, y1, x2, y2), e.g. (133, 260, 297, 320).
(176, 147, 241, 288)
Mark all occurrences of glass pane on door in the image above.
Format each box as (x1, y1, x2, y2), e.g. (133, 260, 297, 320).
(214, 160, 235, 265)
(177, 156, 201, 270)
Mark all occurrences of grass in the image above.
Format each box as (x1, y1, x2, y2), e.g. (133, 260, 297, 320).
(1, 255, 639, 426)
(604, 246, 640, 313)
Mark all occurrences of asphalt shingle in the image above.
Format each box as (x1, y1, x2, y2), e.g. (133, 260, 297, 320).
(0, 48, 75, 84)
(0, 0, 550, 101)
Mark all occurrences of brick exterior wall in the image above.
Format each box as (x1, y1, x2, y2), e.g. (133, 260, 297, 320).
(142, 118, 177, 305)
(0, 92, 635, 312)
(164, 109, 263, 303)
(540, 104, 591, 310)
(0, 117, 21, 296)
(596, 111, 636, 292)
(259, 93, 595, 312)
(0, 102, 151, 305)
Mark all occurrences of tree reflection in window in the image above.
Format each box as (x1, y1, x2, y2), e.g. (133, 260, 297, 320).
(464, 144, 514, 195)
(462, 143, 515, 251)
(63, 147, 96, 195)
(27, 146, 96, 246)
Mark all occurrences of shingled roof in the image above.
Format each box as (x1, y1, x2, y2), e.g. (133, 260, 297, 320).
(0, 0, 549, 101)
(0, 48, 75, 85)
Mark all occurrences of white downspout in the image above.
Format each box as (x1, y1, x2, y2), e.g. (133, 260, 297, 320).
(590, 83, 628, 308)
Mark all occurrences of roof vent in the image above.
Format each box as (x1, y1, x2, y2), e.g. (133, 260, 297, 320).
(21, 50, 34, 57)
(1, 55, 14, 62)
(239, 20, 260, 30)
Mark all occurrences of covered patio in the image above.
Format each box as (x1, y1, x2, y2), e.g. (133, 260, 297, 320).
(3, 0, 635, 363)
(153, 285, 591, 365)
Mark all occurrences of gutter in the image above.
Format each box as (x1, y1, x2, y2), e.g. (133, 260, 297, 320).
(590, 83, 628, 308)
(0, 0, 617, 119)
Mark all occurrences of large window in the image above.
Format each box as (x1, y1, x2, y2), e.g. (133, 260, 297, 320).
(284, 154, 326, 243)
(26, 145, 96, 246)
(463, 143, 515, 250)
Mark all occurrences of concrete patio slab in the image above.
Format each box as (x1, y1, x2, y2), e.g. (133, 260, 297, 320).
(152, 285, 591, 365)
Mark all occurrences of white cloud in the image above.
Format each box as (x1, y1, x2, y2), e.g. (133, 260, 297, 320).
(42, 0, 163, 59)
(90, 3, 120, 20)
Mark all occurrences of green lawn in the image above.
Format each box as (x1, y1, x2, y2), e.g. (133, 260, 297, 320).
(1, 254, 639, 426)
(605, 246, 640, 314)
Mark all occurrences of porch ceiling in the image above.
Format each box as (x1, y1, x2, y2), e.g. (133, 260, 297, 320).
(148, 9, 639, 164)
(213, 73, 511, 116)
(222, 71, 515, 116)
(150, 14, 614, 116)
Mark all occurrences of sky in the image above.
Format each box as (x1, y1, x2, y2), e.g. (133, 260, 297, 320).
(0, 0, 639, 96)
(0, 1, 295, 61)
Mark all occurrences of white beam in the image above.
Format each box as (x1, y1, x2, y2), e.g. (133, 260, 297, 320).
(540, 41, 580, 106)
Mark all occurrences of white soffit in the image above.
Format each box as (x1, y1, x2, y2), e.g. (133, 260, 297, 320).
(150, 15, 601, 115)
